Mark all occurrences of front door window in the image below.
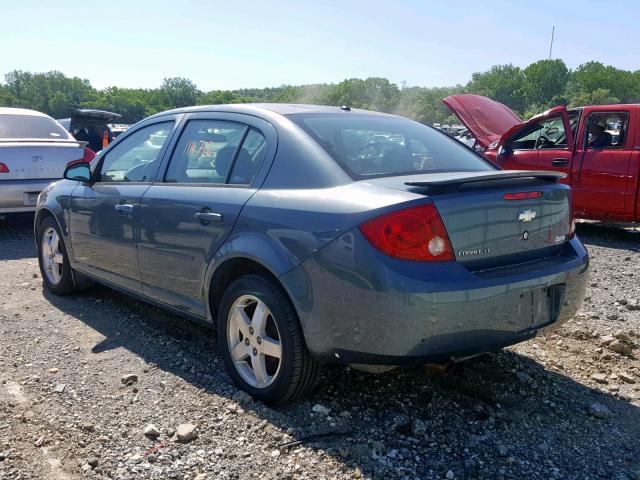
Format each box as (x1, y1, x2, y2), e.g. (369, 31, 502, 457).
(510, 116, 569, 151)
(98, 122, 173, 182)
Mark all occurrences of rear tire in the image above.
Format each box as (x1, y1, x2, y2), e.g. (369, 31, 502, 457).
(217, 274, 321, 404)
(37, 217, 77, 295)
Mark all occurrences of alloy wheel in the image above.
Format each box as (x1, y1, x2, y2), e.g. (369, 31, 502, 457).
(41, 227, 64, 285)
(227, 295, 282, 389)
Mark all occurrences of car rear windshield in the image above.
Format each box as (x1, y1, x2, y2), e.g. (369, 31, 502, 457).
(0, 114, 71, 140)
(289, 113, 494, 178)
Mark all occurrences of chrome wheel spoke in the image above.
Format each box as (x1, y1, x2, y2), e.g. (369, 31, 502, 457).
(50, 263, 62, 283)
(251, 300, 269, 335)
(231, 341, 249, 362)
(251, 353, 268, 387)
(260, 337, 282, 359)
(41, 239, 52, 257)
(231, 306, 252, 338)
(52, 253, 64, 264)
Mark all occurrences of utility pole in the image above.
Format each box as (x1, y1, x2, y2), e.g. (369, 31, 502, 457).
(548, 26, 555, 60)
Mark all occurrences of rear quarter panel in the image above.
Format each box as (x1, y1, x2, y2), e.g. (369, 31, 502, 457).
(209, 182, 422, 277)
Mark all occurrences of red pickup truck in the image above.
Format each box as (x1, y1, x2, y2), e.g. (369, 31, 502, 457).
(444, 94, 640, 222)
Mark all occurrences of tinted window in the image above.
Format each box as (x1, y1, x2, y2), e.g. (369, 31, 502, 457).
(228, 128, 268, 185)
(586, 112, 629, 149)
(98, 122, 173, 182)
(165, 120, 247, 184)
(0, 114, 71, 140)
(289, 113, 492, 178)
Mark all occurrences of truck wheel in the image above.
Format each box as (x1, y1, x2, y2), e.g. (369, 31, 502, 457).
(217, 274, 321, 404)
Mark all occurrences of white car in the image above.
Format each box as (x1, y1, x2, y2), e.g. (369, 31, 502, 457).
(0, 108, 94, 214)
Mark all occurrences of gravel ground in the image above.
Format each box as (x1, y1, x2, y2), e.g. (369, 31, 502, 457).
(0, 214, 639, 480)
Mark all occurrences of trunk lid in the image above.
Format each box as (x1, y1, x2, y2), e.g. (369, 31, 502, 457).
(443, 94, 523, 148)
(365, 171, 572, 267)
(0, 140, 86, 180)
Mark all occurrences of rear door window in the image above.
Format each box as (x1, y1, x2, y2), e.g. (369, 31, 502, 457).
(164, 120, 248, 184)
(228, 128, 268, 185)
(164, 120, 268, 185)
(586, 112, 629, 149)
(98, 122, 173, 182)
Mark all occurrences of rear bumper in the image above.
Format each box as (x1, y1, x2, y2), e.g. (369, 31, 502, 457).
(0, 179, 57, 213)
(281, 231, 589, 365)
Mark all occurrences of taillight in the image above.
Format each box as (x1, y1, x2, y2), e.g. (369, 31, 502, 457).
(0, 162, 8, 173)
(359, 203, 454, 261)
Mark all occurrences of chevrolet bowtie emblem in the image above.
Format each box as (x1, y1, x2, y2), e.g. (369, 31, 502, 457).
(31, 155, 44, 163)
(518, 210, 536, 223)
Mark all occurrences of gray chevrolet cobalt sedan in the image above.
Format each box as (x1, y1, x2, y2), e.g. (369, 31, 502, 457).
(35, 104, 588, 403)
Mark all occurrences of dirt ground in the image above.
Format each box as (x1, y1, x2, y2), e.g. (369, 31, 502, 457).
(0, 214, 638, 480)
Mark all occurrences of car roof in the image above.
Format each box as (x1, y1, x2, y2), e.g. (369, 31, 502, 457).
(148, 103, 397, 119)
(0, 107, 51, 117)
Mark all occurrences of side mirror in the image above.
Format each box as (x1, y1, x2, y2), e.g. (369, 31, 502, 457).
(497, 144, 509, 159)
(63, 161, 91, 182)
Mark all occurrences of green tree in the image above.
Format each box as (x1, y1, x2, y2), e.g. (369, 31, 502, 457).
(522, 59, 569, 108)
(198, 90, 251, 105)
(567, 62, 638, 104)
(327, 77, 399, 112)
(159, 77, 200, 109)
(567, 88, 620, 108)
(466, 64, 526, 114)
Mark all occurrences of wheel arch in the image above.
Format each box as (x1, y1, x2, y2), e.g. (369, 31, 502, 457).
(34, 207, 67, 244)
(206, 255, 290, 325)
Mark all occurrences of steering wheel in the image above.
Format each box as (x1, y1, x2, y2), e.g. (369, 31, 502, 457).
(535, 136, 550, 149)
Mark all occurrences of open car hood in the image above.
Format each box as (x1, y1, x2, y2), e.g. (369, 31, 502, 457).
(443, 94, 523, 148)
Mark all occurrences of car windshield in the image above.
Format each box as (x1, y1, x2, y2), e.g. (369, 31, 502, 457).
(0, 114, 71, 139)
(289, 113, 493, 178)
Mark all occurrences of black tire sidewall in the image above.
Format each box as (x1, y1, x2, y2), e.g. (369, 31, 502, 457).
(37, 217, 75, 294)
(217, 275, 298, 403)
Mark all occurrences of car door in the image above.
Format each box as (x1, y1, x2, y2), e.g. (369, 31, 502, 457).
(499, 107, 574, 179)
(69, 119, 178, 292)
(535, 111, 577, 183)
(136, 113, 276, 317)
(571, 109, 635, 220)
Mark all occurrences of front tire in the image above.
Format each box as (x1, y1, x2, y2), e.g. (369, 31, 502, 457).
(37, 217, 77, 295)
(217, 274, 321, 404)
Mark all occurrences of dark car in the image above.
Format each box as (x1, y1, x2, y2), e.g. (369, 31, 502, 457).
(35, 104, 588, 403)
(58, 109, 122, 152)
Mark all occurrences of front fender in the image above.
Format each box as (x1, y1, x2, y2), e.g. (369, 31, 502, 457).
(34, 180, 78, 262)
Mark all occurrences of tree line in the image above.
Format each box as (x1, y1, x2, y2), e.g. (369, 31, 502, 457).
(1, 59, 639, 125)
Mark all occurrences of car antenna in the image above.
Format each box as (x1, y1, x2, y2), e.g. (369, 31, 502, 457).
(340, 105, 351, 111)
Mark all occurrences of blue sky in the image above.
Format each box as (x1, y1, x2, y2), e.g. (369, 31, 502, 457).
(2, 0, 639, 91)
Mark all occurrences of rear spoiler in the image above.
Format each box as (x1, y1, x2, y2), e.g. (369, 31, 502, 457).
(405, 170, 566, 190)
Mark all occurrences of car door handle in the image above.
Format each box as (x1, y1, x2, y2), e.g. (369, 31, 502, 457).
(551, 158, 569, 167)
(194, 211, 223, 224)
(114, 204, 134, 216)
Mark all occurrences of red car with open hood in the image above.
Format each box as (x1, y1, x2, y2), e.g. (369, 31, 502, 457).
(445, 94, 640, 223)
